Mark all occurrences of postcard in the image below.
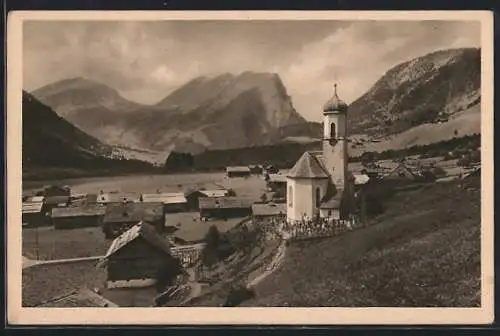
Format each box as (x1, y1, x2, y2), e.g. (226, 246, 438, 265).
(7, 10, 494, 325)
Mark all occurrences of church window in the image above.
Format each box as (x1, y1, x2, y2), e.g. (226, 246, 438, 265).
(288, 185, 293, 207)
(315, 187, 321, 208)
(330, 122, 336, 139)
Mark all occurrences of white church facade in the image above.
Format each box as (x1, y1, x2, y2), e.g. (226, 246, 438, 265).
(286, 84, 356, 223)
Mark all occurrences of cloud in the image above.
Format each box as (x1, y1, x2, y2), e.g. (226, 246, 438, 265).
(23, 20, 480, 120)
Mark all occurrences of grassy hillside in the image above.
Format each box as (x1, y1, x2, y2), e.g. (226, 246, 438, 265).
(242, 174, 480, 307)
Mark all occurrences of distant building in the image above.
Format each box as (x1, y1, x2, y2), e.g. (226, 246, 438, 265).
(97, 222, 182, 289)
(102, 202, 165, 239)
(43, 196, 70, 214)
(226, 166, 251, 178)
(266, 174, 287, 191)
(265, 165, 279, 174)
(140, 192, 188, 213)
(51, 205, 106, 230)
(252, 202, 286, 220)
(383, 163, 421, 182)
(199, 197, 253, 220)
(22, 201, 45, 227)
(249, 165, 264, 174)
(184, 189, 229, 211)
(97, 192, 140, 205)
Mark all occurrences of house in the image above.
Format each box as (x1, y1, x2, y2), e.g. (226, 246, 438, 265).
(51, 205, 106, 230)
(252, 202, 286, 219)
(226, 166, 251, 178)
(43, 195, 70, 214)
(38, 288, 119, 307)
(199, 197, 253, 220)
(97, 192, 140, 205)
(266, 174, 287, 191)
(22, 201, 46, 227)
(97, 222, 183, 290)
(140, 192, 188, 213)
(184, 189, 229, 211)
(286, 83, 357, 223)
(383, 163, 422, 183)
(102, 202, 165, 239)
(265, 164, 279, 174)
(249, 165, 264, 174)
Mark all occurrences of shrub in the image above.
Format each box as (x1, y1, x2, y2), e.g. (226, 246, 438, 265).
(223, 284, 255, 307)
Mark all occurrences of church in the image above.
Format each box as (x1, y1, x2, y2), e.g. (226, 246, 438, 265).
(286, 84, 356, 223)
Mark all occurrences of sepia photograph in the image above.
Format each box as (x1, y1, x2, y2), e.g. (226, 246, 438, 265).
(7, 11, 494, 325)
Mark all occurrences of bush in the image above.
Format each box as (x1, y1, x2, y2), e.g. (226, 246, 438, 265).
(223, 284, 255, 307)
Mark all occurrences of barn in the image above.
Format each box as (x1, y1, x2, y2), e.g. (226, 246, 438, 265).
(102, 202, 165, 239)
(226, 166, 251, 178)
(97, 222, 183, 290)
(199, 197, 253, 220)
(51, 205, 106, 230)
(22, 201, 46, 227)
(140, 192, 188, 213)
(184, 189, 229, 211)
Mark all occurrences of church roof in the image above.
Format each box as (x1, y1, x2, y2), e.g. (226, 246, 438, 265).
(287, 151, 329, 179)
(323, 84, 348, 113)
(320, 192, 342, 209)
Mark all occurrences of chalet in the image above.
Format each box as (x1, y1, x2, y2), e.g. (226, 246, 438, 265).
(252, 202, 286, 220)
(199, 197, 253, 220)
(383, 163, 421, 183)
(51, 205, 106, 230)
(226, 166, 251, 178)
(102, 202, 165, 239)
(140, 192, 188, 213)
(266, 174, 287, 192)
(97, 222, 182, 290)
(43, 195, 70, 214)
(97, 192, 140, 205)
(38, 288, 119, 307)
(22, 201, 45, 227)
(249, 165, 264, 174)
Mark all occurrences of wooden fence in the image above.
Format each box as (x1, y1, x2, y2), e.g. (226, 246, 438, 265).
(171, 243, 206, 267)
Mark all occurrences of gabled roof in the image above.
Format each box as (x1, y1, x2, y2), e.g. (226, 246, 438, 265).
(141, 192, 187, 204)
(252, 202, 286, 216)
(102, 221, 171, 260)
(103, 202, 164, 224)
(51, 205, 106, 219)
(22, 201, 44, 214)
(287, 151, 329, 179)
(199, 196, 253, 210)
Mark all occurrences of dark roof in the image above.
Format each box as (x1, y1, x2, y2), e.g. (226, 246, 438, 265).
(323, 84, 348, 113)
(103, 202, 164, 224)
(22, 201, 44, 214)
(287, 151, 329, 179)
(51, 205, 106, 219)
(101, 222, 171, 260)
(44, 196, 70, 205)
(252, 203, 286, 216)
(199, 197, 253, 210)
(38, 288, 119, 307)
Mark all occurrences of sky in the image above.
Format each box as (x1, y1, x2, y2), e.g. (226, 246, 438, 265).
(23, 20, 480, 121)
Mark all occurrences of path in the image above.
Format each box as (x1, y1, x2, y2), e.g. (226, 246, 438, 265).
(22, 255, 104, 270)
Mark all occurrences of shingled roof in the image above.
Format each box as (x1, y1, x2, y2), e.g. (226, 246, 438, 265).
(287, 151, 329, 179)
(101, 221, 171, 262)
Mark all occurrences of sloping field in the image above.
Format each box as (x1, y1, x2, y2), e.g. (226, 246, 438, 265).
(243, 175, 481, 307)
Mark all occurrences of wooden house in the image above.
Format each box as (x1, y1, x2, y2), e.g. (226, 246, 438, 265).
(249, 165, 263, 174)
(226, 166, 251, 178)
(102, 202, 165, 239)
(51, 205, 106, 230)
(266, 174, 287, 192)
(199, 197, 253, 220)
(97, 222, 182, 290)
(252, 202, 286, 222)
(140, 192, 188, 213)
(43, 195, 70, 214)
(184, 189, 229, 211)
(22, 201, 46, 227)
(383, 163, 422, 184)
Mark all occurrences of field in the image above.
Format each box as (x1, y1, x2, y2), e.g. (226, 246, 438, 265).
(22, 227, 109, 260)
(22, 260, 107, 307)
(241, 174, 481, 307)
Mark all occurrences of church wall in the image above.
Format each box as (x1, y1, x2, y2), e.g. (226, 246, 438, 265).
(287, 178, 329, 222)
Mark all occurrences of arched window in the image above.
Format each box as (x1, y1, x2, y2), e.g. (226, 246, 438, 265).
(315, 187, 321, 208)
(330, 122, 336, 139)
(288, 185, 293, 207)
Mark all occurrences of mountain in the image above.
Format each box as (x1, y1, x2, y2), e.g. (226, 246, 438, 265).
(22, 91, 155, 179)
(31, 77, 149, 146)
(32, 72, 310, 154)
(348, 48, 481, 138)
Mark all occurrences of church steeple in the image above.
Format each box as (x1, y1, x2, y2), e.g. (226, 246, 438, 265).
(323, 83, 348, 114)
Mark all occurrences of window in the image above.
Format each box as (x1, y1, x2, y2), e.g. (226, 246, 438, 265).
(288, 185, 293, 207)
(315, 187, 321, 208)
(330, 122, 336, 139)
